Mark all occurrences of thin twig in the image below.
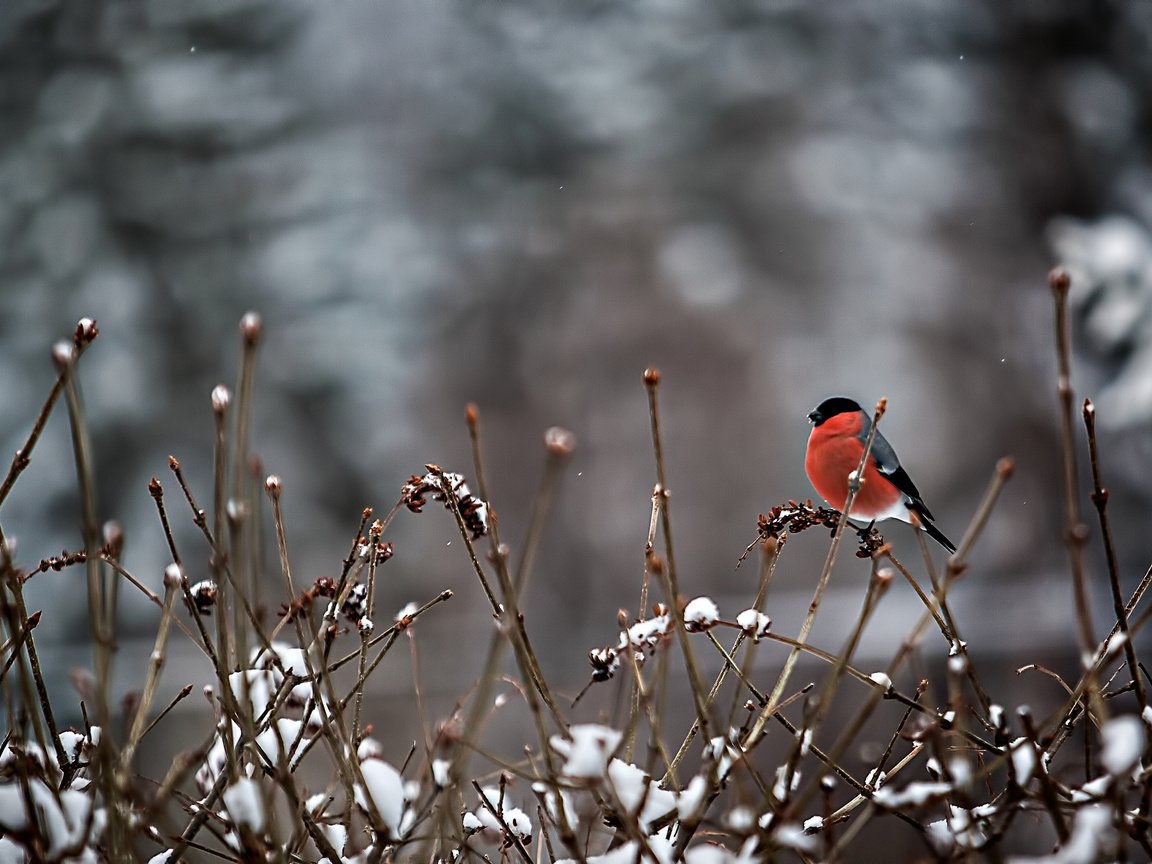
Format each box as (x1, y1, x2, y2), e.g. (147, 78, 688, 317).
(1083, 399, 1146, 713)
(642, 368, 714, 743)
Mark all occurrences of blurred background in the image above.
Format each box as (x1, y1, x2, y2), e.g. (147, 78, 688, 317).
(3, 0, 1152, 856)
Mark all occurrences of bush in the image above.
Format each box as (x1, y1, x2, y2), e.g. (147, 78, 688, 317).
(1, 269, 1150, 863)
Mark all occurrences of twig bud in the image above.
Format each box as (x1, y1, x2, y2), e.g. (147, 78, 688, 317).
(1048, 266, 1071, 295)
(51, 341, 75, 370)
(74, 317, 99, 346)
(466, 403, 480, 428)
(102, 520, 124, 559)
(240, 311, 262, 345)
(164, 563, 185, 589)
(643, 367, 660, 387)
(996, 457, 1015, 478)
(265, 475, 282, 497)
(544, 426, 576, 456)
(226, 498, 248, 524)
(211, 385, 231, 414)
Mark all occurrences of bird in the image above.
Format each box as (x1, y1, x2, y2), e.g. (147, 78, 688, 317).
(805, 396, 956, 553)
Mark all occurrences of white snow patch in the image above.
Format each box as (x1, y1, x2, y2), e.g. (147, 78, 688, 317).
(735, 609, 771, 641)
(873, 781, 951, 808)
(607, 759, 677, 831)
(676, 774, 709, 820)
(1006, 804, 1114, 863)
(223, 778, 265, 833)
(552, 725, 623, 779)
(683, 597, 719, 631)
(1100, 714, 1145, 777)
(627, 612, 672, 650)
(773, 822, 817, 852)
(868, 672, 892, 690)
(354, 761, 405, 838)
(1009, 738, 1037, 786)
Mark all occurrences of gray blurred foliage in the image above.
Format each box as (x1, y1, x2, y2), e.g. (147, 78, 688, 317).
(2, 0, 1152, 845)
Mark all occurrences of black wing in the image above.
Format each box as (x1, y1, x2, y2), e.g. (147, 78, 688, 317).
(868, 427, 934, 519)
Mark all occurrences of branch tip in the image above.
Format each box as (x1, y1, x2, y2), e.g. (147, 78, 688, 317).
(239, 310, 262, 345)
(1048, 266, 1071, 295)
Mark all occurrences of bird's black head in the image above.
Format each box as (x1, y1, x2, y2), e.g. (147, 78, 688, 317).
(807, 396, 862, 426)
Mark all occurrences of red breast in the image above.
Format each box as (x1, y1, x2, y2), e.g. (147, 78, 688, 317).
(805, 411, 905, 518)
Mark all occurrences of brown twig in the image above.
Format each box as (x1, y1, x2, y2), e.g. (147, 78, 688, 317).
(1082, 399, 1146, 713)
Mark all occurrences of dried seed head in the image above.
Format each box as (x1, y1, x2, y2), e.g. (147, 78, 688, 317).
(188, 580, 218, 614)
(211, 385, 231, 414)
(74, 317, 99, 346)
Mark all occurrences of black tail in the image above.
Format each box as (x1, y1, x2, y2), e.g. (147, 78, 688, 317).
(919, 515, 956, 554)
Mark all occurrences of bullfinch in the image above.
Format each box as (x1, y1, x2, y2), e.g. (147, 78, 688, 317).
(805, 396, 956, 553)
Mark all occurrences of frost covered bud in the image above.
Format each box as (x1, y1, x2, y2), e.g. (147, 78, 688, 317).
(164, 563, 185, 590)
(736, 609, 771, 642)
(211, 385, 231, 414)
(265, 475, 282, 497)
(240, 311, 262, 345)
(102, 520, 124, 560)
(74, 317, 99, 345)
(544, 426, 576, 457)
(588, 647, 620, 682)
(189, 580, 218, 614)
(226, 498, 248, 524)
(51, 340, 75, 369)
(683, 597, 720, 632)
